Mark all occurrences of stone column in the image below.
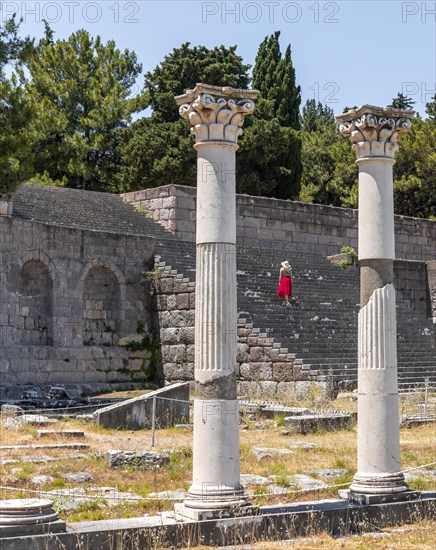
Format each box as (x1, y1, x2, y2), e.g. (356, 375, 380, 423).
(174, 84, 258, 519)
(336, 105, 418, 504)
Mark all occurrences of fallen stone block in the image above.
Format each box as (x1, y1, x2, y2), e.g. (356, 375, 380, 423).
(400, 414, 436, 427)
(251, 447, 295, 460)
(284, 413, 352, 434)
(36, 430, 85, 438)
(0, 405, 23, 417)
(63, 472, 94, 483)
(30, 475, 54, 485)
(107, 450, 170, 470)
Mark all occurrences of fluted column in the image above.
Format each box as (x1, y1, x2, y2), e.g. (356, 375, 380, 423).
(174, 84, 258, 518)
(337, 105, 417, 504)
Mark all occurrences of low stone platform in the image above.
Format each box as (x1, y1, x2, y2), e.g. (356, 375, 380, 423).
(36, 430, 85, 438)
(284, 412, 352, 434)
(0, 492, 434, 549)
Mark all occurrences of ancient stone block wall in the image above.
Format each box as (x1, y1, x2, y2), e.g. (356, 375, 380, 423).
(394, 260, 430, 315)
(123, 185, 436, 261)
(426, 260, 436, 320)
(0, 215, 155, 389)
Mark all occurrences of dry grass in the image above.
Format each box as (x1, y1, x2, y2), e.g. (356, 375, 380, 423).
(193, 520, 436, 549)
(0, 392, 434, 525)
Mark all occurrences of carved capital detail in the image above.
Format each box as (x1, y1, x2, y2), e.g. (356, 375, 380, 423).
(175, 83, 258, 144)
(336, 105, 414, 160)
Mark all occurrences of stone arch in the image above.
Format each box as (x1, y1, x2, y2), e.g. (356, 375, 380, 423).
(19, 259, 53, 345)
(81, 262, 124, 346)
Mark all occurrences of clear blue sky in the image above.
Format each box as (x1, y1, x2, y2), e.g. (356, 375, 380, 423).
(3, 0, 435, 116)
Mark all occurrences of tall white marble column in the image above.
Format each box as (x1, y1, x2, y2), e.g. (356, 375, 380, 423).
(336, 105, 417, 504)
(174, 84, 258, 518)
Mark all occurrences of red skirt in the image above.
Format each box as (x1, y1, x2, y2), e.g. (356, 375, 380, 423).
(277, 276, 292, 297)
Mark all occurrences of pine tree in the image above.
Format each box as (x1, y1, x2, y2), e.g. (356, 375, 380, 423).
(252, 32, 301, 130)
(388, 92, 415, 110)
(144, 43, 250, 123)
(240, 31, 302, 199)
(0, 16, 33, 196)
(25, 27, 146, 191)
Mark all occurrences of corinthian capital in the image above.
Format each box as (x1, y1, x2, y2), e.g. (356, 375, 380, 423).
(336, 105, 414, 160)
(175, 83, 259, 145)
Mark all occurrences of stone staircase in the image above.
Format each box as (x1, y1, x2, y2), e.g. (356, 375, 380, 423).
(13, 184, 434, 390)
(154, 238, 435, 390)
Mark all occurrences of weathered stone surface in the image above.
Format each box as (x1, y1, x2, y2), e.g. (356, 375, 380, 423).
(284, 413, 352, 434)
(63, 472, 94, 483)
(240, 474, 270, 485)
(31, 475, 55, 485)
(0, 404, 23, 416)
(0, 498, 66, 537)
(36, 430, 85, 438)
(251, 447, 294, 460)
(305, 469, 347, 479)
(107, 450, 170, 469)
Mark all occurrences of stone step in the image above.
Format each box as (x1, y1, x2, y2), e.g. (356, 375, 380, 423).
(0, 443, 90, 451)
(36, 430, 85, 438)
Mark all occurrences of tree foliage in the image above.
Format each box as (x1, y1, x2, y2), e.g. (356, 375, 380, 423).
(239, 32, 302, 200)
(120, 42, 250, 191)
(237, 118, 301, 199)
(25, 28, 146, 191)
(299, 99, 357, 207)
(252, 31, 300, 129)
(394, 101, 436, 219)
(118, 119, 196, 191)
(0, 16, 33, 196)
(388, 92, 415, 110)
(144, 43, 250, 123)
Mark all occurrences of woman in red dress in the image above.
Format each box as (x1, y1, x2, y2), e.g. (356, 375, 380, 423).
(277, 260, 293, 307)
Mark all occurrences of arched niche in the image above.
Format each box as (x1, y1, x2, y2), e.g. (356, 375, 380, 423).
(82, 265, 121, 346)
(19, 259, 53, 345)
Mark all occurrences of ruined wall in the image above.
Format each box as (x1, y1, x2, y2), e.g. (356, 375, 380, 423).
(123, 185, 436, 261)
(0, 215, 155, 390)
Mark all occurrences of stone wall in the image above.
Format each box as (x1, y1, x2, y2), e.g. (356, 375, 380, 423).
(0, 215, 156, 389)
(122, 185, 436, 261)
(394, 260, 430, 315)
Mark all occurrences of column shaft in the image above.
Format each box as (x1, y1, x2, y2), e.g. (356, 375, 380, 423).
(175, 83, 258, 516)
(336, 105, 415, 502)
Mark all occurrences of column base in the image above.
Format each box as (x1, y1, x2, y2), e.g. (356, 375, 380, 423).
(0, 499, 66, 538)
(349, 472, 410, 496)
(339, 489, 421, 505)
(174, 502, 259, 521)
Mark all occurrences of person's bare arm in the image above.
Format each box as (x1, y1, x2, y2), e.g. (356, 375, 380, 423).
(279, 267, 283, 284)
